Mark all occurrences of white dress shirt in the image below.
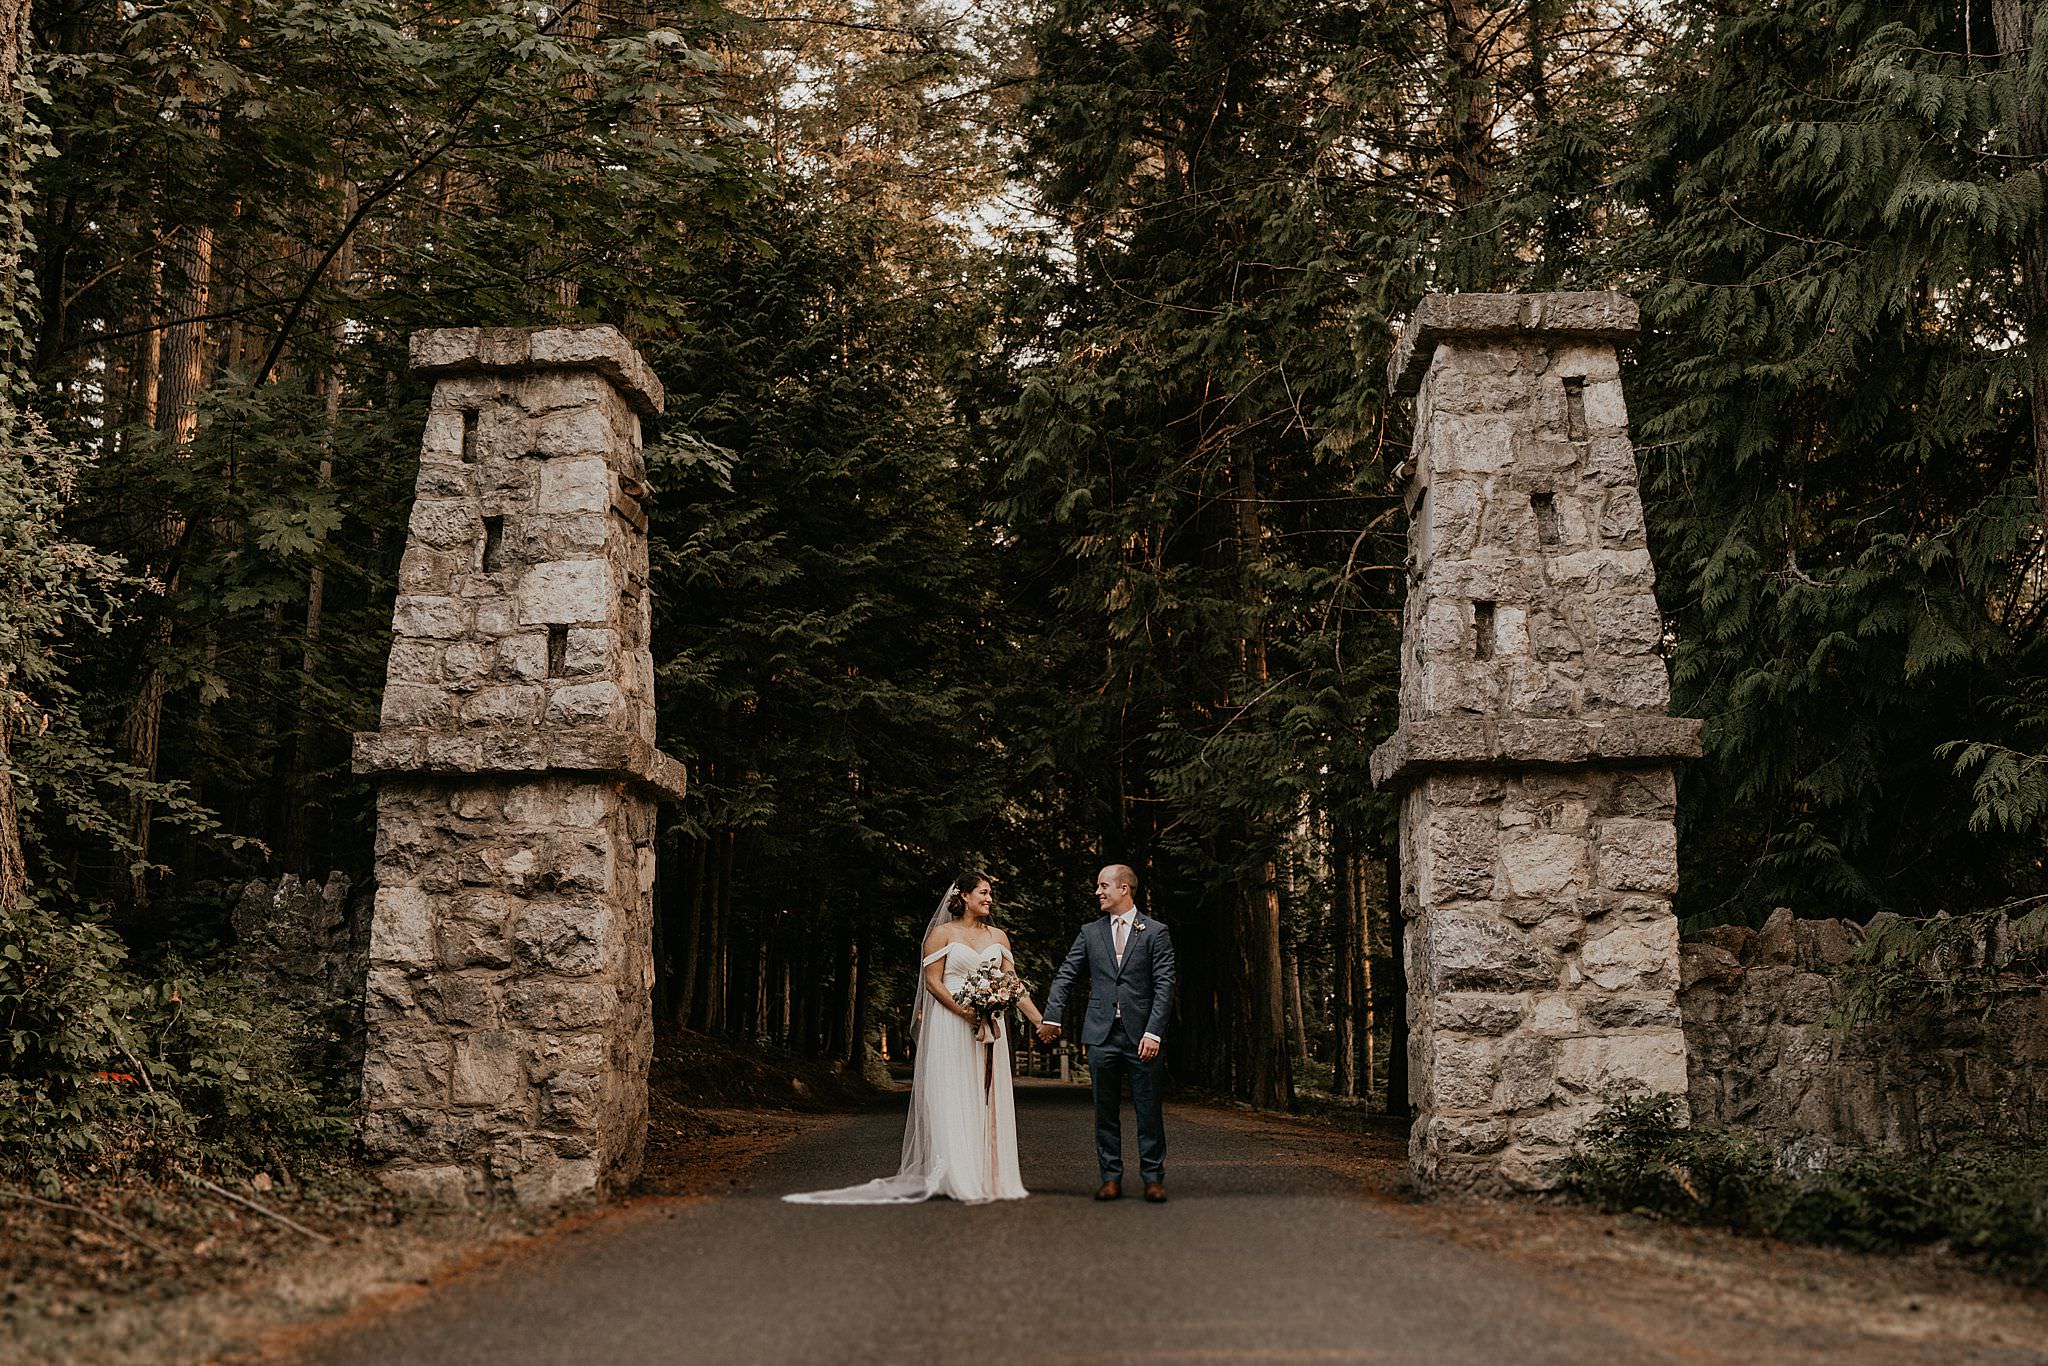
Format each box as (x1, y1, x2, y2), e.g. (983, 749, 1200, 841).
(1109, 909, 1161, 1046)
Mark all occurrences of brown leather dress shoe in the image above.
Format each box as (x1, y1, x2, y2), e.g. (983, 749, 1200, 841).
(1143, 1182, 1167, 1203)
(1094, 1180, 1121, 1201)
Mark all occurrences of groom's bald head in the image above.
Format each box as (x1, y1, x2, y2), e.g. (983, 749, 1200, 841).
(1096, 865, 1138, 913)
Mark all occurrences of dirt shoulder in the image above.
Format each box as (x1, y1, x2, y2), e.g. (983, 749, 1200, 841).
(0, 1032, 864, 1366)
(1189, 1100, 2048, 1364)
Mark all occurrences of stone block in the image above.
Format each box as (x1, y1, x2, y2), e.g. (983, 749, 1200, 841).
(545, 681, 625, 727)
(1578, 992, 1681, 1029)
(1422, 1115, 1508, 1154)
(1421, 807, 1497, 900)
(515, 902, 609, 976)
(1593, 593, 1661, 655)
(1595, 819, 1678, 894)
(1495, 1036, 1558, 1110)
(409, 500, 479, 551)
(462, 685, 545, 728)
(1427, 915, 1554, 993)
(1431, 993, 1526, 1035)
(507, 980, 619, 1031)
(517, 371, 611, 414)
(381, 684, 454, 729)
(420, 974, 500, 1028)
(511, 1153, 601, 1207)
(531, 407, 615, 460)
(369, 887, 435, 967)
(362, 1036, 451, 1109)
(450, 1029, 527, 1107)
(1425, 1036, 1499, 1111)
(562, 628, 614, 676)
(1525, 993, 1579, 1035)
(517, 560, 613, 626)
(1498, 1145, 1572, 1192)
(540, 1068, 604, 1130)
(1584, 654, 1668, 712)
(438, 895, 514, 970)
(1580, 377, 1630, 432)
(1555, 1029, 1687, 1098)
(1498, 830, 1585, 899)
(505, 780, 609, 828)
(538, 457, 611, 515)
(1580, 916, 1680, 990)
(387, 640, 443, 686)
(364, 966, 419, 1022)
(393, 595, 470, 640)
(1427, 416, 1515, 476)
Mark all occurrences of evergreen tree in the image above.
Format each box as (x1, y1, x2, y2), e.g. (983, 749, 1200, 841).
(1615, 0, 2048, 920)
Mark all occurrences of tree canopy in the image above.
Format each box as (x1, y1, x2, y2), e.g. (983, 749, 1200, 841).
(3, 0, 2044, 1131)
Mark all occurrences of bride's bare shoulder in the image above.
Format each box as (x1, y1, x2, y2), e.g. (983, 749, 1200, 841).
(922, 923, 960, 956)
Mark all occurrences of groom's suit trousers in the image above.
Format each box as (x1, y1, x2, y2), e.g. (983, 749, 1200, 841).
(1089, 1018, 1165, 1185)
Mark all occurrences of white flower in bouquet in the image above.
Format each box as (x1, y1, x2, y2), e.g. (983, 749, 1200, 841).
(954, 961, 1029, 1042)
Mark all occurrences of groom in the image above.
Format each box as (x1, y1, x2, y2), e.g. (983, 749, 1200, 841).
(1039, 865, 1176, 1203)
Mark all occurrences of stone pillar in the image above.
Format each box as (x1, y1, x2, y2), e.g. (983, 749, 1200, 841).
(1370, 293, 1701, 1196)
(352, 326, 688, 1207)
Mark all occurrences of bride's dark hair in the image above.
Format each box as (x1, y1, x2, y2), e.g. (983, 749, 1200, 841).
(943, 871, 991, 918)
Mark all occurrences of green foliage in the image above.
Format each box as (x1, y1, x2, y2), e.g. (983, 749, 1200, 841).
(1831, 903, 2048, 1028)
(1614, 0, 2048, 922)
(0, 891, 355, 1182)
(1564, 1095, 1780, 1228)
(1566, 1095, 2048, 1289)
(0, 893, 154, 1165)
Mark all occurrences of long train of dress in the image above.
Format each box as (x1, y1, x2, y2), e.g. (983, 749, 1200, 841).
(783, 941, 1026, 1204)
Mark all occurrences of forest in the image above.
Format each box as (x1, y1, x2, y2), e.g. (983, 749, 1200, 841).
(4, 0, 2048, 1175)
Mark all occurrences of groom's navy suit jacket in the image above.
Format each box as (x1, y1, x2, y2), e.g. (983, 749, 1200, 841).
(1044, 912, 1176, 1048)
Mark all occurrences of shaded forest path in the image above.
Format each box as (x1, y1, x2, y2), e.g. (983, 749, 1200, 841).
(296, 1083, 2044, 1366)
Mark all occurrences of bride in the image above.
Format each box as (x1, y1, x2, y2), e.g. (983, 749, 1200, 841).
(785, 871, 1042, 1204)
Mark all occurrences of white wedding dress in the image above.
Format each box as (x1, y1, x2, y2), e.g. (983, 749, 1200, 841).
(784, 940, 1026, 1204)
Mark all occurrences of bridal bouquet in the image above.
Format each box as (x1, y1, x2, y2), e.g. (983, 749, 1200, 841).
(955, 961, 1029, 1044)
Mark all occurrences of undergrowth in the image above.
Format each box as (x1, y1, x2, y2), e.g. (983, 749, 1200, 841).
(0, 891, 358, 1190)
(1565, 1095, 2048, 1290)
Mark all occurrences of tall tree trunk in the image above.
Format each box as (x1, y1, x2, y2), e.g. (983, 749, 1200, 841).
(1993, 1, 2048, 536)
(0, 0, 36, 907)
(1233, 446, 1293, 1109)
(839, 932, 861, 1068)
(673, 834, 707, 1028)
(1440, 0, 1499, 290)
(1331, 822, 1359, 1098)
(122, 216, 213, 908)
(1283, 932, 1309, 1071)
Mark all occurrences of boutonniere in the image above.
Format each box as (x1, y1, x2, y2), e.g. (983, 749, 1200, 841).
(1134, 921, 1148, 932)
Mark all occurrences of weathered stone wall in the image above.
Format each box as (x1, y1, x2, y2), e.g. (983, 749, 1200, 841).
(231, 872, 366, 1006)
(354, 326, 685, 1207)
(1682, 909, 2048, 1161)
(1373, 293, 1702, 1196)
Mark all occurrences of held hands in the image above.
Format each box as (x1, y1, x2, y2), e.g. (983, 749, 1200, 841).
(1036, 1021, 1061, 1044)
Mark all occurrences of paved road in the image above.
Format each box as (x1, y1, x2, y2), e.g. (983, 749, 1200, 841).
(304, 1084, 1692, 1365)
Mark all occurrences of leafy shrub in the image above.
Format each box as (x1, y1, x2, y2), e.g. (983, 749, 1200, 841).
(1564, 1095, 1779, 1227)
(0, 893, 162, 1165)
(0, 892, 356, 1183)
(1565, 1096, 2048, 1289)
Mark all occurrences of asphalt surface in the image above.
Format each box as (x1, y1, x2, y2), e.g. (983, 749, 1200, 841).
(306, 1082, 1676, 1365)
